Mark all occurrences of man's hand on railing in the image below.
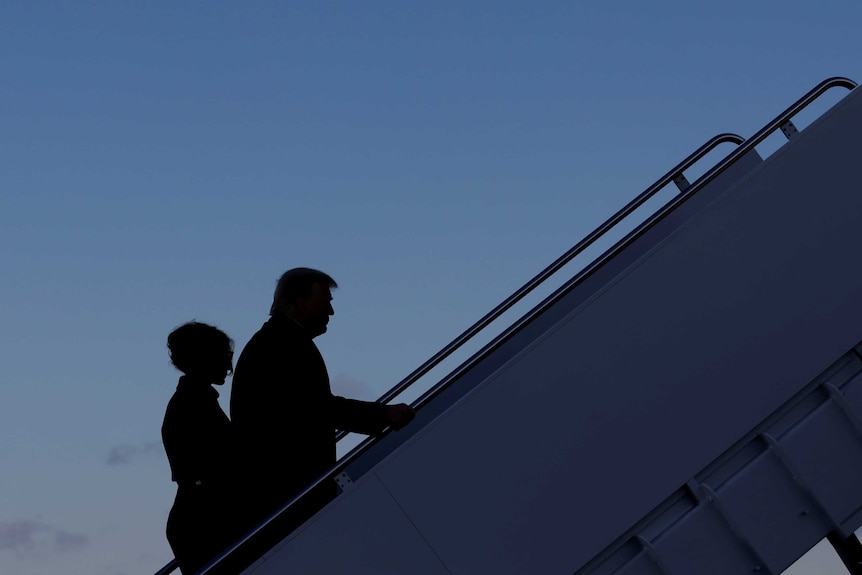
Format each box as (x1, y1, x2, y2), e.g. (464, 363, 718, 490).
(385, 404, 415, 430)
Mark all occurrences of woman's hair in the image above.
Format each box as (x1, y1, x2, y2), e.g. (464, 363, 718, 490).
(167, 321, 234, 376)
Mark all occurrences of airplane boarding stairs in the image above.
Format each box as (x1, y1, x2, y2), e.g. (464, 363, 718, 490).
(155, 77, 862, 574)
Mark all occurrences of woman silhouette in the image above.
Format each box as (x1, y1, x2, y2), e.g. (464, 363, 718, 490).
(162, 321, 241, 574)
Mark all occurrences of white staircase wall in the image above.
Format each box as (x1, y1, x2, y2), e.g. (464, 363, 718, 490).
(241, 85, 862, 575)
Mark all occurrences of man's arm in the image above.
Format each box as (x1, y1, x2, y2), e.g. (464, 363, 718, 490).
(330, 396, 415, 435)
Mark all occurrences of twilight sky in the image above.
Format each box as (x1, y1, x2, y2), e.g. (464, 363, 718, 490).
(2, 3, 861, 574)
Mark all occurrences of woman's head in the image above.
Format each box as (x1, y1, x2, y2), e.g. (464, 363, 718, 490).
(167, 321, 234, 384)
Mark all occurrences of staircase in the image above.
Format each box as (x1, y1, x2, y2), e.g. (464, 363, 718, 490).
(156, 76, 862, 575)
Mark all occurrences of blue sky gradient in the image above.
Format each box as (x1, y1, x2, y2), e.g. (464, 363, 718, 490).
(2, 3, 861, 574)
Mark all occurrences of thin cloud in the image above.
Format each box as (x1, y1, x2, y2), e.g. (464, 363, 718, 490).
(0, 520, 89, 555)
(0, 520, 40, 553)
(331, 374, 378, 400)
(106, 441, 161, 465)
(54, 529, 88, 552)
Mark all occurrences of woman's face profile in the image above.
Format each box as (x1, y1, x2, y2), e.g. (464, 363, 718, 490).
(209, 346, 234, 385)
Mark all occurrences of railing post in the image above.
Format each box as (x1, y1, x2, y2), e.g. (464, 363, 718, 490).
(828, 532, 862, 575)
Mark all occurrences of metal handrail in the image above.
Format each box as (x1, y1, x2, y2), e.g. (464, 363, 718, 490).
(334, 132, 744, 443)
(403, 77, 858, 416)
(191, 136, 746, 575)
(386, 134, 745, 400)
(159, 76, 857, 575)
(386, 78, 857, 408)
(154, 558, 178, 575)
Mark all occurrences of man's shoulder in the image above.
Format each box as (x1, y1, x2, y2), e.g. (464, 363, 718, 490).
(251, 316, 304, 343)
(234, 318, 303, 378)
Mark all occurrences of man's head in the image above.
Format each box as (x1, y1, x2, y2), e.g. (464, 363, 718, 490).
(270, 267, 337, 337)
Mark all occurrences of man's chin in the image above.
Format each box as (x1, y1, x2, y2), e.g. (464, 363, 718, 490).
(312, 324, 328, 337)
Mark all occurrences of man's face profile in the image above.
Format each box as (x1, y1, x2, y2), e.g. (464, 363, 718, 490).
(297, 282, 334, 337)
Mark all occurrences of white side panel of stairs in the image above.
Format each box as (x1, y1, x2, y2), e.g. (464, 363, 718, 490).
(241, 475, 451, 575)
(242, 87, 862, 575)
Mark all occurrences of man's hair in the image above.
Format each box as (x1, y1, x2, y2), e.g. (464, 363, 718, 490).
(167, 321, 233, 376)
(270, 267, 337, 315)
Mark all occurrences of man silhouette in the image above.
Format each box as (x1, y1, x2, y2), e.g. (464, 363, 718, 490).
(230, 268, 414, 528)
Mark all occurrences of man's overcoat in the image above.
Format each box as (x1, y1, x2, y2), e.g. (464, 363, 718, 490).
(230, 314, 388, 520)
